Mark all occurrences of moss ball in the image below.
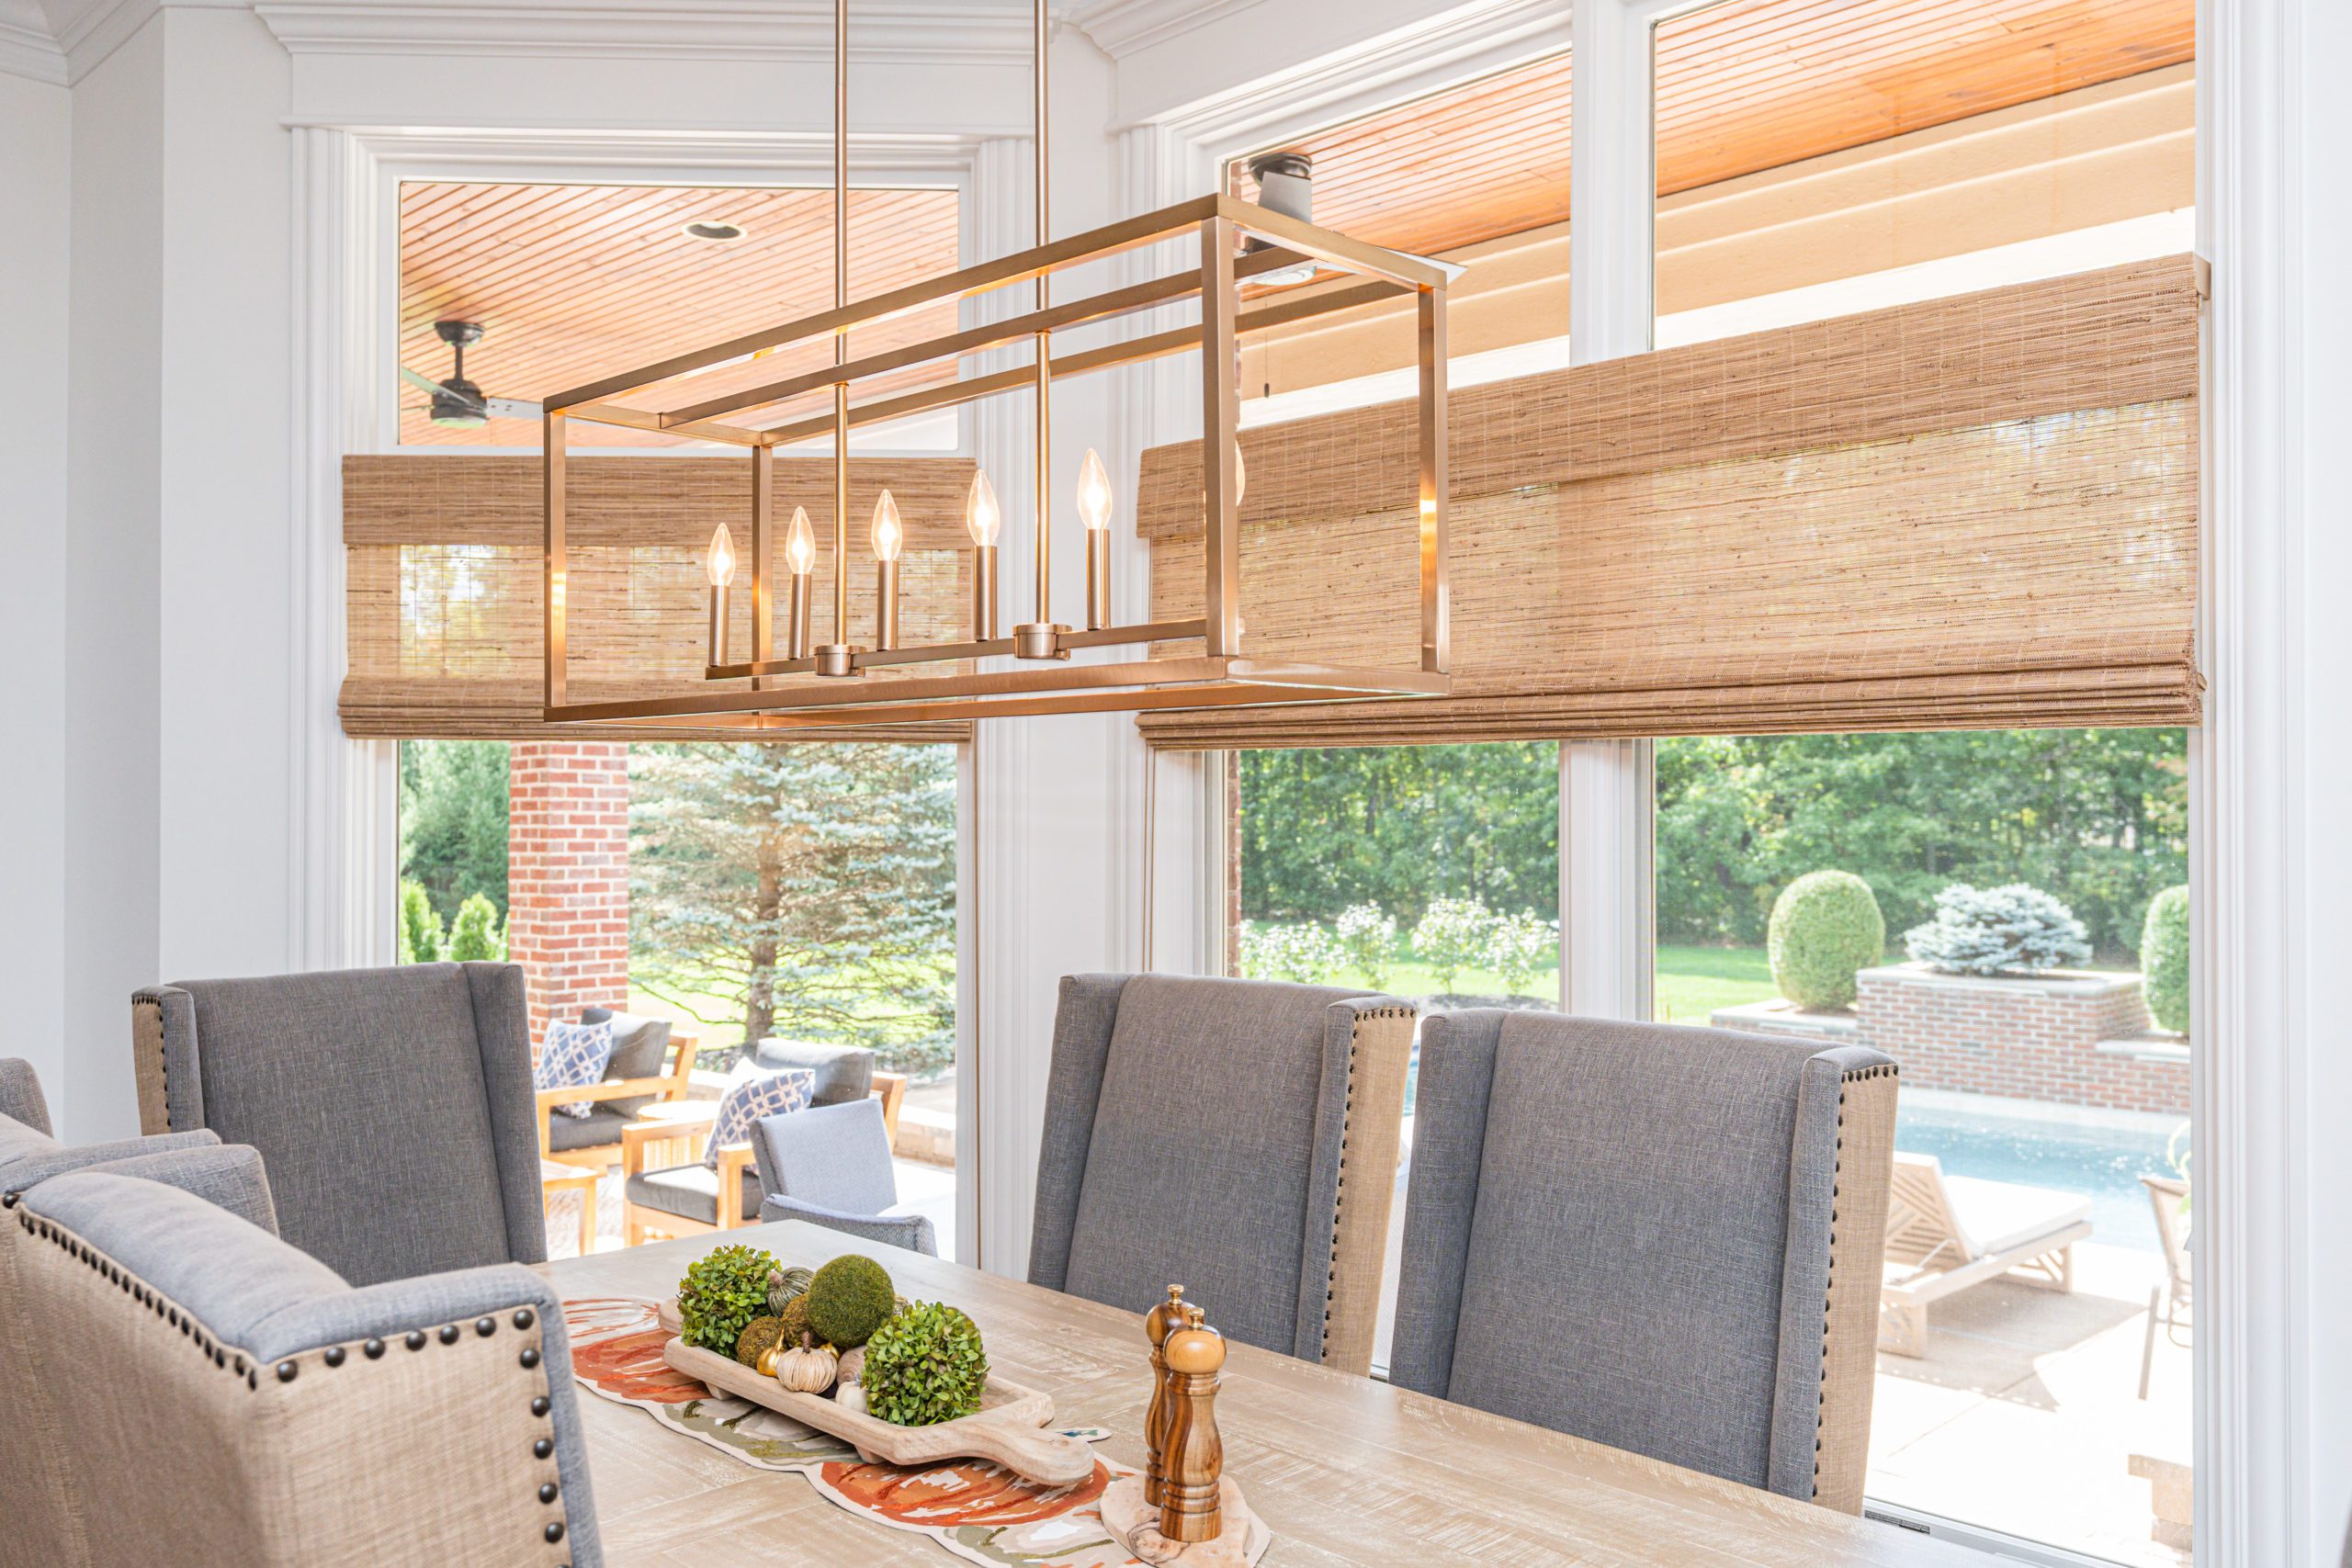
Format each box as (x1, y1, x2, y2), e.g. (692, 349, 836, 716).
(775, 1294, 813, 1347)
(805, 1255, 898, 1349)
(734, 1314, 786, 1368)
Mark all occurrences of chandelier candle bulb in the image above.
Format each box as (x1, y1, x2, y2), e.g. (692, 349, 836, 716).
(1078, 446, 1114, 631)
(704, 524, 736, 666)
(966, 470, 1001, 640)
(872, 489, 904, 651)
(784, 506, 816, 660)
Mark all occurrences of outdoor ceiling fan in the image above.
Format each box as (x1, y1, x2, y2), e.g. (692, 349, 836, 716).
(399, 320, 544, 428)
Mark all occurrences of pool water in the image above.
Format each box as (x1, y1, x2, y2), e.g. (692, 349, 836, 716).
(1895, 1102, 2182, 1254)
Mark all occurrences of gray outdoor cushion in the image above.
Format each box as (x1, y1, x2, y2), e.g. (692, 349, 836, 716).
(18, 1170, 602, 1566)
(752, 1038, 875, 1105)
(1029, 973, 1411, 1364)
(1390, 1010, 1894, 1504)
(625, 1162, 763, 1225)
(582, 1006, 673, 1117)
(547, 1105, 634, 1155)
(0, 1057, 51, 1134)
(751, 1099, 897, 1216)
(135, 964, 546, 1287)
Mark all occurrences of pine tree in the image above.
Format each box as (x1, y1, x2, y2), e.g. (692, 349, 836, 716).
(628, 742, 955, 1072)
(399, 879, 447, 964)
(447, 893, 506, 962)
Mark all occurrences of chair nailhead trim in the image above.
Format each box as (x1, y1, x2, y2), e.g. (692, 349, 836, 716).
(520, 1348, 541, 1370)
(514, 1308, 536, 1329)
(324, 1346, 346, 1368)
(545, 1523, 565, 1544)
(477, 1315, 497, 1337)
(531, 1396, 551, 1417)
(1811, 1060, 1900, 1498)
(534, 1438, 554, 1460)
(406, 1330, 428, 1350)
(365, 1338, 385, 1359)
(439, 1324, 461, 1345)
(539, 1482, 559, 1504)
(277, 1361, 298, 1382)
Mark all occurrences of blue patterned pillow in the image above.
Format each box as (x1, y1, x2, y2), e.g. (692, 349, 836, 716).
(705, 1070, 816, 1169)
(536, 1021, 616, 1119)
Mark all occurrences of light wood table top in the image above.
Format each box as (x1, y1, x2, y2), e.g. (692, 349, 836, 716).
(544, 1222, 1973, 1567)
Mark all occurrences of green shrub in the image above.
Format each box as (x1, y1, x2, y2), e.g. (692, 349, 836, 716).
(1236, 920, 1344, 985)
(398, 879, 445, 964)
(447, 892, 506, 962)
(1334, 904, 1397, 990)
(1904, 883, 2091, 976)
(861, 1301, 989, 1427)
(2141, 884, 2190, 1033)
(677, 1244, 780, 1356)
(1411, 897, 1492, 995)
(1484, 909, 1556, 998)
(805, 1254, 899, 1349)
(1768, 872, 1885, 1011)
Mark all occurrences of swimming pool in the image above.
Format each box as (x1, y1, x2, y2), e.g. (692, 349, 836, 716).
(1895, 1100, 2182, 1254)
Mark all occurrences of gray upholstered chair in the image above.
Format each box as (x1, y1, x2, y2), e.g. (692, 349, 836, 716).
(133, 964, 548, 1287)
(1027, 974, 1415, 1375)
(12, 1168, 598, 1566)
(3, 1060, 279, 1568)
(1389, 1010, 1899, 1515)
(755, 1037, 910, 1144)
(752, 1098, 936, 1255)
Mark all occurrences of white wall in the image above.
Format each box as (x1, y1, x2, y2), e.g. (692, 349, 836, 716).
(0, 69, 71, 1122)
(62, 18, 164, 1141)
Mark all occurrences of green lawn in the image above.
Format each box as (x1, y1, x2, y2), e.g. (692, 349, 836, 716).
(1653, 944, 1779, 1025)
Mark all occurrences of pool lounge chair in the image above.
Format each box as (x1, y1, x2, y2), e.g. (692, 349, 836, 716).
(1878, 1151, 2093, 1357)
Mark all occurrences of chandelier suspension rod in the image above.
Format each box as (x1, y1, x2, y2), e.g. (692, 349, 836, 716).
(1032, 0, 1051, 634)
(831, 0, 852, 661)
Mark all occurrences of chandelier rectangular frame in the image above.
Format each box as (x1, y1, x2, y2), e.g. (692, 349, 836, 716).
(538, 192, 1453, 731)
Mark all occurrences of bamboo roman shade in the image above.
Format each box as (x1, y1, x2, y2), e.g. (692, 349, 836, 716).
(341, 455, 977, 743)
(1136, 256, 2201, 750)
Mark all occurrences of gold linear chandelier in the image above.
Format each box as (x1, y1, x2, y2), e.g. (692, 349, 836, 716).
(539, 0, 1451, 731)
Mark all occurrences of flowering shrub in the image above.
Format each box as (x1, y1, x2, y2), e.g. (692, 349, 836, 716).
(1483, 909, 1557, 998)
(1335, 904, 1398, 990)
(1236, 920, 1346, 984)
(1411, 897, 1493, 995)
(1904, 883, 2092, 976)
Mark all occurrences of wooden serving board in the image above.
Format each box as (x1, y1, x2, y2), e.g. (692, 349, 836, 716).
(656, 1299, 1095, 1487)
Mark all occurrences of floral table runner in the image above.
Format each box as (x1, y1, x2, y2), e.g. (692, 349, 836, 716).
(564, 1298, 1268, 1568)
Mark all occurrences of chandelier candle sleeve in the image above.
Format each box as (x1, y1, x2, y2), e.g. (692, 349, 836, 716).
(966, 469, 1001, 641)
(705, 524, 736, 666)
(873, 489, 904, 651)
(1079, 446, 1114, 631)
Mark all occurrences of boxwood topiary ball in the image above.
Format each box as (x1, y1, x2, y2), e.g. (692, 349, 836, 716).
(805, 1255, 898, 1349)
(2140, 884, 2190, 1034)
(862, 1302, 988, 1427)
(1768, 870, 1885, 1012)
(677, 1243, 782, 1357)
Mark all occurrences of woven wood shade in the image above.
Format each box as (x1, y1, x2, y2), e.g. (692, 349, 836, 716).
(1136, 257, 2200, 750)
(342, 455, 978, 742)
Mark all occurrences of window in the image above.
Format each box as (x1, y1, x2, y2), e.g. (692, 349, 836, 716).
(397, 736, 964, 1258)
(1652, 0, 2194, 346)
(1654, 728, 2191, 1562)
(1228, 742, 1561, 1365)
(395, 180, 963, 450)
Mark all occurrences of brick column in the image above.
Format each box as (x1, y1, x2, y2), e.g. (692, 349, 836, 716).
(506, 741, 631, 1048)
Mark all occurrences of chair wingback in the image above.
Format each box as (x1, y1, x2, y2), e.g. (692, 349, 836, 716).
(14, 1169, 598, 1567)
(1390, 1010, 1897, 1514)
(1027, 973, 1415, 1374)
(751, 1098, 898, 1216)
(133, 964, 547, 1286)
(0, 1057, 51, 1135)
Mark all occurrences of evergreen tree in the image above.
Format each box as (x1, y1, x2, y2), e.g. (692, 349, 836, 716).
(628, 742, 956, 1072)
(399, 740, 511, 924)
(399, 879, 446, 964)
(447, 892, 506, 962)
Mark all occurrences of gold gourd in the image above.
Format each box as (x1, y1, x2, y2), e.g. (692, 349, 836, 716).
(775, 1333, 840, 1394)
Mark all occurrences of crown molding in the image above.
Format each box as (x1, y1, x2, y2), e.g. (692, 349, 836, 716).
(0, 14, 67, 80)
(1066, 0, 1255, 59)
(253, 0, 1056, 63)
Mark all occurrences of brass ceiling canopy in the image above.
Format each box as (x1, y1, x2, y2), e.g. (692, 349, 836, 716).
(538, 0, 1451, 732)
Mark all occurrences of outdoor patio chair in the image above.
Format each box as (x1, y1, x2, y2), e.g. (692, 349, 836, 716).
(754, 1036, 910, 1144)
(2138, 1172, 2191, 1399)
(1389, 1010, 1899, 1516)
(133, 963, 549, 1287)
(3, 1060, 279, 1568)
(1878, 1150, 2092, 1357)
(752, 1097, 936, 1255)
(1027, 974, 1415, 1376)
(11, 1168, 598, 1567)
(621, 1069, 815, 1245)
(536, 1007, 700, 1171)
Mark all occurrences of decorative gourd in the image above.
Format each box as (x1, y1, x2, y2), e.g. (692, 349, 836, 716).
(835, 1345, 865, 1385)
(767, 1266, 816, 1316)
(755, 1339, 784, 1379)
(834, 1382, 868, 1416)
(774, 1333, 840, 1395)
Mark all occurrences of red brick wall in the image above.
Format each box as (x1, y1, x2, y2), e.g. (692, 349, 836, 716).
(1855, 965, 2184, 1115)
(506, 741, 631, 1048)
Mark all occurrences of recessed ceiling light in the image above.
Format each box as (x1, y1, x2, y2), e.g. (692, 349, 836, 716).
(682, 220, 749, 243)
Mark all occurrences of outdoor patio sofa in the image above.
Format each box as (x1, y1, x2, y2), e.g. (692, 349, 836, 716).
(1878, 1150, 2094, 1356)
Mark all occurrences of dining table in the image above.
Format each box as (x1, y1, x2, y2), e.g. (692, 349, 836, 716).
(542, 1221, 1975, 1566)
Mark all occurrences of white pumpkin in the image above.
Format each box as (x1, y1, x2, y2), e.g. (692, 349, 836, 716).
(774, 1335, 839, 1395)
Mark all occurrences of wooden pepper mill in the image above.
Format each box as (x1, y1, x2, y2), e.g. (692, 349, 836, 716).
(1157, 1304, 1227, 1543)
(1142, 1283, 1188, 1508)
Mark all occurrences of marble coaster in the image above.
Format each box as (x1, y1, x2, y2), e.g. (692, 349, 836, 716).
(1100, 1475, 1269, 1567)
